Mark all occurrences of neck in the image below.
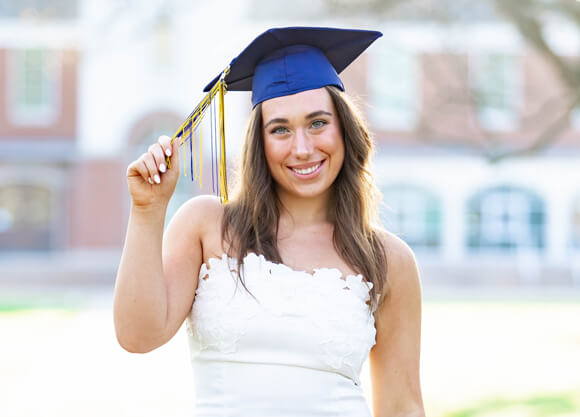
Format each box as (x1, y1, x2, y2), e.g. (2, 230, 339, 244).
(276, 187, 333, 228)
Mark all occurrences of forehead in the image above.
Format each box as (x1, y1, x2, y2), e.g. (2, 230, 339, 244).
(261, 87, 334, 119)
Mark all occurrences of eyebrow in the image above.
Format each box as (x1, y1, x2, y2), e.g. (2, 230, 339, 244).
(263, 110, 333, 129)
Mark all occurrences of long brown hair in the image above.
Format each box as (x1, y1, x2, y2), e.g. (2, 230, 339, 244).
(221, 85, 388, 312)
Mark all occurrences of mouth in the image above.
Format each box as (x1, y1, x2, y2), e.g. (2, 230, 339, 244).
(288, 160, 325, 176)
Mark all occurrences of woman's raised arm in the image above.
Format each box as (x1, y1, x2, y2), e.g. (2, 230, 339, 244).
(113, 135, 205, 353)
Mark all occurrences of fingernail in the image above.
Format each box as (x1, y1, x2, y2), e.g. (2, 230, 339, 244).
(165, 148, 172, 157)
(154, 174, 161, 184)
(159, 163, 166, 173)
(148, 177, 154, 185)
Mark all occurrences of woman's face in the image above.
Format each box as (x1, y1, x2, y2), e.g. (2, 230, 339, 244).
(261, 87, 344, 201)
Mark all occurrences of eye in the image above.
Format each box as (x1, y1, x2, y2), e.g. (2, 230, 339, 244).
(271, 126, 289, 134)
(311, 119, 327, 129)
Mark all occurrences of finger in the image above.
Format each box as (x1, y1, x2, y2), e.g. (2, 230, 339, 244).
(157, 135, 174, 170)
(167, 137, 180, 171)
(147, 142, 168, 175)
(141, 152, 161, 184)
(127, 154, 152, 184)
(158, 135, 172, 157)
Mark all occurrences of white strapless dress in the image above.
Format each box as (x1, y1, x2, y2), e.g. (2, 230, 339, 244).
(185, 252, 376, 417)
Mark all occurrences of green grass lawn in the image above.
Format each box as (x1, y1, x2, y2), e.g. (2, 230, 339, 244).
(445, 391, 580, 417)
(0, 297, 79, 313)
(418, 298, 580, 417)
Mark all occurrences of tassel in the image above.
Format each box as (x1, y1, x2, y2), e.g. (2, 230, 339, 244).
(189, 121, 194, 181)
(166, 66, 230, 202)
(211, 98, 216, 194)
(218, 78, 228, 203)
(191, 126, 197, 181)
(182, 134, 186, 177)
(198, 125, 202, 188)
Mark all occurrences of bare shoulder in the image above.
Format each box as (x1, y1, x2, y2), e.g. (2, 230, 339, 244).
(174, 194, 224, 217)
(377, 229, 419, 276)
(168, 194, 224, 234)
(164, 195, 224, 258)
(374, 228, 422, 301)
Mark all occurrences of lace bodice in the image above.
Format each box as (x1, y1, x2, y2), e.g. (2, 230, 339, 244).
(185, 252, 377, 416)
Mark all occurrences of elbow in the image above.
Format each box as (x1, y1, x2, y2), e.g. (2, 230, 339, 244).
(116, 333, 158, 354)
(117, 339, 153, 354)
(113, 309, 166, 354)
(114, 324, 162, 354)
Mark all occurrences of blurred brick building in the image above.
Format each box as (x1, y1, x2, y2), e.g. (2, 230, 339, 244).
(0, 1, 125, 282)
(1, 0, 579, 286)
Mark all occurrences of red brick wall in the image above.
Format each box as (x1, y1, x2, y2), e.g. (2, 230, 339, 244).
(67, 158, 126, 248)
(0, 48, 78, 139)
(365, 48, 580, 150)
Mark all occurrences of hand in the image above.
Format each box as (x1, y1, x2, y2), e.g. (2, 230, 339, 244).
(126, 135, 180, 210)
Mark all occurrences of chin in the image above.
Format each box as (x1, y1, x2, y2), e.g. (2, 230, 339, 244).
(282, 184, 334, 200)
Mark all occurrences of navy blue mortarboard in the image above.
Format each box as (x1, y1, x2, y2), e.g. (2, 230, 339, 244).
(204, 26, 383, 107)
(168, 27, 382, 203)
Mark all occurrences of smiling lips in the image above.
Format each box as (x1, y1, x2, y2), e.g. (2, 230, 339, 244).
(288, 160, 325, 176)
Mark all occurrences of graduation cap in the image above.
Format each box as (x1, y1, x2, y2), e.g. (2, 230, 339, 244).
(168, 26, 382, 203)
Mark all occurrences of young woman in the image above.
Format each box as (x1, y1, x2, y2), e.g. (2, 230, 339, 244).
(114, 27, 425, 417)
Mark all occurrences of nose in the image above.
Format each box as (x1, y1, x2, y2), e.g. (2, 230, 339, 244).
(293, 128, 313, 159)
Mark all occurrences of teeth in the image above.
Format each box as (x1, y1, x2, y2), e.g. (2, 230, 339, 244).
(292, 163, 321, 175)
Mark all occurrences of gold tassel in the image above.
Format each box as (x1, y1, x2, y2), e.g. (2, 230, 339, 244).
(192, 127, 197, 181)
(182, 137, 186, 177)
(165, 66, 230, 200)
(198, 123, 203, 189)
(218, 77, 228, 203)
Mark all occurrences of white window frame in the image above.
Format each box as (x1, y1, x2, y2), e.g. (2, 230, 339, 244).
(467, 186, 545, 252)
(381, 184, 442, 249)
(368, 45, 419, 130)
(7, 48, 61, 126)
(469, 52, 521, 131)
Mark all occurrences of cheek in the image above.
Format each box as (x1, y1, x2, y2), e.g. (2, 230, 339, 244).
(325, 128, 345, 165)
(263, 138, 287, 168)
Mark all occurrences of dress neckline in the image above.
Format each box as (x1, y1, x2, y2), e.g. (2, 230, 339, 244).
(202, 252, 367, 283)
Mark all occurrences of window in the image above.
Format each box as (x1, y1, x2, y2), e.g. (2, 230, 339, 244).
(369, 46, 418, 130)
(0, 0, 78, 19)
(471, 53, 519, 130)
(8, 48, 60, 125)
(381, 185, 441, 248)
(0, 184, 53, 251)
(467, 186, 545, 251)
